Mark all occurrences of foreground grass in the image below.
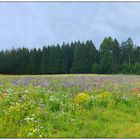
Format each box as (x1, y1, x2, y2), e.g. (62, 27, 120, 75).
(0, 75, 140, 138)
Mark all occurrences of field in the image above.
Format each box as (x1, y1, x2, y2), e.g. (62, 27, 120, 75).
(1, 74, 140, 138)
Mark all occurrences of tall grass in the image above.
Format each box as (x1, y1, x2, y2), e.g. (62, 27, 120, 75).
(0, 75, 140, 138)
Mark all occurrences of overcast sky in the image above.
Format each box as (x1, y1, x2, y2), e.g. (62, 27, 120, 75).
(0, 2, 140, 50)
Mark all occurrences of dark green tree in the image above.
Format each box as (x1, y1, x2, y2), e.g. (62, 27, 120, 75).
(71, 40, 97, 73)
(99, 37, 114, 73)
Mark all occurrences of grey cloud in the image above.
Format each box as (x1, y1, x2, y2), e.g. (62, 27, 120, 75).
(0, 2, 140, 50)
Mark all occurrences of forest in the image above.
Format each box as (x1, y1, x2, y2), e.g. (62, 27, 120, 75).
(0, 36, 140, 74)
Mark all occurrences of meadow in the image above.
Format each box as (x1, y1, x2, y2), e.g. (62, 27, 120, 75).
(1, 74, 140, 138)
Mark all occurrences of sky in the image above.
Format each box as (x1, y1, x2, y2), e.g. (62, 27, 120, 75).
(0, 2, 140, 50)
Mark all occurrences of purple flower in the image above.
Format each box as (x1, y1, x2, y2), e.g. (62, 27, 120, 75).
(63, 82, 72, 88)
(13, 80, 19, 86)
(42, 81, 50, 87)
(23, 80, 29, 86)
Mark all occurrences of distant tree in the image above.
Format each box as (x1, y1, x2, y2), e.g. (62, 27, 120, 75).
(45, 45, 61, 74)
(71, 40, 97, 73)
(39, 46, 48, 74)
(121, 38, 134, 67)
(99, 37, 114, 73)
(133, 46, 140, 64)
(0, 50, 5, 74)
(60, 43, 72, 73)
(29, 48, 40, 74)
(17, 47, 30, 74)
(1, 37, 140, 75)
(112, 39, 121, 73)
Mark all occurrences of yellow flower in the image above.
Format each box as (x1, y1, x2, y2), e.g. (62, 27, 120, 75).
(99, 91, 110, 99)
(17, 133, 22, 137)
(8, 102, 21, 112)
(74, 92, 90, 105)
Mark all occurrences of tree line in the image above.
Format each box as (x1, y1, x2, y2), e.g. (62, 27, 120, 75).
(0, 37, 140, 75)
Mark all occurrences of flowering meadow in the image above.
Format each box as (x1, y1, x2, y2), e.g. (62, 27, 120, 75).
(1, 74, 140, 138)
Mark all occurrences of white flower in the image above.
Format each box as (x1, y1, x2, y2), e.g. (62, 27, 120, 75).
(24, 90, 29, 93)
(24, 117, 34, 121)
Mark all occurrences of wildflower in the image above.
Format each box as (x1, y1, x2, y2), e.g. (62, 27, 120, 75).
(27, 132, 33, 136)
(74, 92, 90, 105)
(17, 133, 21, 137)
(132, 88, 139, 93)
(121, 96, 129, 101)
(90, 95, 99, 102)
(99, 91, 110, 99)
(63, 82, 72, 88)
(13, 80, 19, 86)
(42, 81, 50, 87)
(24, 117, 34, 121)
(23, 81, 29, 86)
(32, 128, 37, 133)
(24, 90, 29, 93)
(8, 102, 21, 112)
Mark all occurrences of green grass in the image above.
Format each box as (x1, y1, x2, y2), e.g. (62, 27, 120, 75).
(0, 74, 140, 138)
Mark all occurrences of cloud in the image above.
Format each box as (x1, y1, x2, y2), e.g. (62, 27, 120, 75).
(0, 2, 140, 50)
